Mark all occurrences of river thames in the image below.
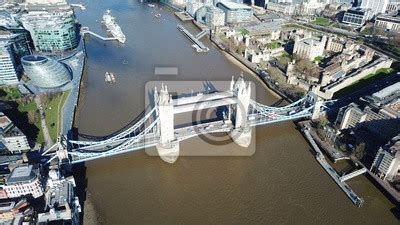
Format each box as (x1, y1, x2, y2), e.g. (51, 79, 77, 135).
(70, 0, 398, 224)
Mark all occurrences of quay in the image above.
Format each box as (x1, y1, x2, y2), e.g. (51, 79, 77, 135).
(174, 11, 193, 21)
(301, 124, 366, 207)
(177, 24, 209, 52)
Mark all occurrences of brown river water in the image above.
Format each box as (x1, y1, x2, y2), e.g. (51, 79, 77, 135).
(70, 0, 398, 224)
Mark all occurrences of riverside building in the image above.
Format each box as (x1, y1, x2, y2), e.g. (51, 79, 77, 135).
(2, 164, 43, 199)
(216, 2, 253, 24)
(19, 2, 78, 54)
(0, 43, 19, 85)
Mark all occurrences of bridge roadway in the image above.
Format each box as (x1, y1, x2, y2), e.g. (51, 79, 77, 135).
(67, 101, 314, 163)
(43, 82, 321, 165)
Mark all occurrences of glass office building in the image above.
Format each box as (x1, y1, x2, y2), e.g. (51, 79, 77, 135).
(216, 2, 253, 24)
(0, 43, 19, 85)
(20, 5, 78, 54)
(21, 55, 71, 88)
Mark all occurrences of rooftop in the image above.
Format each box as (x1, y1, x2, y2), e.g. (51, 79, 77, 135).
(0, 115, 12, 131)
(6, 164, 38, 185)
(218, 2, 252, 10)
(373, 82, 400, 100)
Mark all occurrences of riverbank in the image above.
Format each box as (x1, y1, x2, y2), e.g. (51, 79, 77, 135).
(209, 34, 295, 103)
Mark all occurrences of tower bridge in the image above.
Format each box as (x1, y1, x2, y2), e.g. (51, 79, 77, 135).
(43, 77, 326, 164)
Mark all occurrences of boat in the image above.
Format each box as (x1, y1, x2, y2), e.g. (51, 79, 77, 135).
(122, 59, 128, 65)
(148, 3, 155, 7)
(105, 72, 116, 83)
(102, 9, 126, 43)
(155, 13, 161, 18)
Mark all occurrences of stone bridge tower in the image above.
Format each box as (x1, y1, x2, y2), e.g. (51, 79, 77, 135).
(155, 84, 179, 163)
(229, 76, 252, 147)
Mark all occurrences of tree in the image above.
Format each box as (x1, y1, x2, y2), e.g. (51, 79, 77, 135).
(353, 143, 366, 160)
(27, 110, 39, 124)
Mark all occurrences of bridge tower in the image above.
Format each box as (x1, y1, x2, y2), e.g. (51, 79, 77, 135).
(155, 84, 179, 163)
(311, 86, 324, 120)
(229, 76, 252, 147)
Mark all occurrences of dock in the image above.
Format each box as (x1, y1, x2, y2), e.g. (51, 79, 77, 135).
(177, 24, 209, 52)
(302, 125, 365, 207)
(174, 11, 193, 21)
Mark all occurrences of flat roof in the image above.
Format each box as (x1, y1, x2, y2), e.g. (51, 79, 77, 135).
(218, 2, 252, 10)
(6, 165, 37, 184)
(373, 82, 400, 100)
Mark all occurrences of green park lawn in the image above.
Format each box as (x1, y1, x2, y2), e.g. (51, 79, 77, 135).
(45, 91, 70, 142)
(313, 17, 332, 26)
(266, 41, 281, 50)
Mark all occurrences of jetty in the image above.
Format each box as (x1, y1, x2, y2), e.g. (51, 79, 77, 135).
(81, 27, 118, 42)
(177, 24, 209, 52)
(302, 125, 366, 207)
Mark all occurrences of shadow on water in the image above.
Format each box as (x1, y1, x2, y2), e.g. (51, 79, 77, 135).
(71, 127, 88, 224)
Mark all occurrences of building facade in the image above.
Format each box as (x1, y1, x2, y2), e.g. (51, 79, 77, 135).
(0, 43, 19, 85)
(342, 8, 373, 26)
(374, 14, 400, 33)
(293, 35, 327, 60)
(360, 0, 389, 16)
(267, 2, 295, 15)
(0, 113, 30, 153)
(371, 134, 400, 181)
(2, 165, 44, 199)
(21, 55, 71, 89)
(19, 4, 78, 54)
(217, 2, 253, 24)
(196, 5, 225, 28)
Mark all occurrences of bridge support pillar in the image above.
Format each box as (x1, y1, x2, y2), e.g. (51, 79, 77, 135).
(229, 76, 252, 147)
(311, 86, 324, 120)
(155, 84, 180, 163)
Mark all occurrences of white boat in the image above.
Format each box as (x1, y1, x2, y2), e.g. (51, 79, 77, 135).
(105, 72, 116, 83)
(155, 13, 161, 18)
(102, 9, 126, 43)
(148, 3, 155, 7)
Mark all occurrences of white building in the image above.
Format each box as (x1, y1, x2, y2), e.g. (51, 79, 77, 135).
(293, 35, 327, 60)
(216, 2, 253, 24)
(0, 43, 19, 85)
(371, 134, 400, 181)
(196, 5, 225, 27)
(186, 0, 204, 17)
(0, 113, 30, 153)
(267, 2, 296, 15)
(360, 0, 389, 16)
(386, 0, 400, 13)
(2, 165, 44, 199)
(374, 14, 400, 33)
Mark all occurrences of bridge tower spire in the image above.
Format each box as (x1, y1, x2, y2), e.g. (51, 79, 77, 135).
(230, 75, 252, 147)
(155, 84, 179, 163)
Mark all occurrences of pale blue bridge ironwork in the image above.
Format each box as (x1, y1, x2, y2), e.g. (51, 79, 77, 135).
(43, 77, 325, 164)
